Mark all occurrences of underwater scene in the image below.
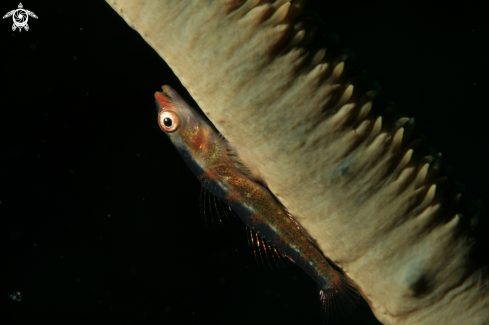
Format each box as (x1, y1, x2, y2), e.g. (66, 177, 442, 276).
(1, 1, 488, 324)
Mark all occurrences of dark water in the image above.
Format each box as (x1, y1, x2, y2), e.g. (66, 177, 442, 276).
(1, 1, 487, 324)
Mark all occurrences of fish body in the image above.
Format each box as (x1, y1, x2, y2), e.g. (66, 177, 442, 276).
(155, 85, 357, 322)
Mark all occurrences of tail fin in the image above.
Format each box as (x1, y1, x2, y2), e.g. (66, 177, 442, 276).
(319, 275, 360, 324)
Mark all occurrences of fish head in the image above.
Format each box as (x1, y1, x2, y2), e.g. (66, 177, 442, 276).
(155, 85, 215, 155)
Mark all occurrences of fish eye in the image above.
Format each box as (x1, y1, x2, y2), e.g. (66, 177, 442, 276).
(163, 117, 172, 127)
(158, 111, 179, 133)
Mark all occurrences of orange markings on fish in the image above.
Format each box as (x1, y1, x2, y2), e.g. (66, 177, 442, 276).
(155, 85, 359, 324)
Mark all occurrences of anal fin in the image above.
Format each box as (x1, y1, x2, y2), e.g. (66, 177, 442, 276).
(246, 227, 289, 270)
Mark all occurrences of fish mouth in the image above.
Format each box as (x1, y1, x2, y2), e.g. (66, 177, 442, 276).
(161, 85, 180, 99)
(161, 85, 172, 96)
(155, 85, 175, 113)
(154, 96, 164, 113)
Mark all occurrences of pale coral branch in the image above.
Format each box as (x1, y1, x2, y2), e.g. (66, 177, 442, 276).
(105, 1, 489, 324)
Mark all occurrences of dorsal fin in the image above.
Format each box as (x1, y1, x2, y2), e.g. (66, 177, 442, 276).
(226, 146, 255, 180)
(283, 207, 321, 248)
(245, 227, 289, 269)
(226, 142, 267, 186)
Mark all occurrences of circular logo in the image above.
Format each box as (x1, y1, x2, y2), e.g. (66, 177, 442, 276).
(2, 3, 38, 32)
(13, 9, 28, 28)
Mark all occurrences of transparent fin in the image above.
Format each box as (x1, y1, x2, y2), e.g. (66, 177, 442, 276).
(226, 142, 267, 186)
(199, 181, 237, 229)
(319, 276, 360, 324)
(283, 207, 321, 248)
(245, 227, 288, 269)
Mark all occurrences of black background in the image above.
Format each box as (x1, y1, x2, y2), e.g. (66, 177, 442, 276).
(1, 1, 487, 325)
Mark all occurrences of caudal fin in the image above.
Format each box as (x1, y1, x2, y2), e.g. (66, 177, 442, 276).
(319, 275, 360, 324)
